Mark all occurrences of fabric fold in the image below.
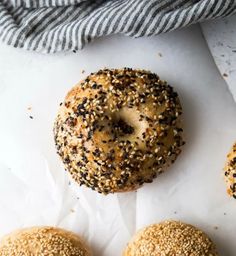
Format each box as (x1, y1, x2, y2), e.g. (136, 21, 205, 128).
(9, 0, 89, 8)
(0, 0, 235, 53)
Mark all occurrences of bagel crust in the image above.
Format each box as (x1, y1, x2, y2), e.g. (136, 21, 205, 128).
(224, 142, 236, 199)
(0, 226, 92, 256)
(123, 220, 218, 256)
(54, 68, 184, 194)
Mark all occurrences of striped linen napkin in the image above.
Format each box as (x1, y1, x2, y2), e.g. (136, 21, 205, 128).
(0, 0, 235, 53)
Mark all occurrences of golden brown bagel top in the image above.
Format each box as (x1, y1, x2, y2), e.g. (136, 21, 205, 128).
(0, 226, 92, 256)
(123, 220, 218, 256)
(54, 68, 184, 194)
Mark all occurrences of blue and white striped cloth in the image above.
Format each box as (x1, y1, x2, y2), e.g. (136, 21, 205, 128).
(0, 0, 235, 53)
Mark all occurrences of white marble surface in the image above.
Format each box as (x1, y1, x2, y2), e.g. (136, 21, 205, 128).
(0, 25, 236, 255)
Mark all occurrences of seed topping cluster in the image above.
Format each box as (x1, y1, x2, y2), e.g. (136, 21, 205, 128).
(225, 143, 236, 199)
(0, 227, 91, 256)
(54, 68, 184, 193)
(123, 220, 218, 256)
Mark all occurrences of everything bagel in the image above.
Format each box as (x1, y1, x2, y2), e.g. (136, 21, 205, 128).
(54, 68, 184, 194)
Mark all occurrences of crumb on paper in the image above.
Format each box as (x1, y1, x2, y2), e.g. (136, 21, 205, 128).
(174, 211, 177, 214)
(27, 106, 32, 111)
(224, 212, 227, 215)
(70, 209, 75, 213)
(223, 73, 228, 78)
(214, 226, 218, 230)
(29, 115, 33, 119)
(158, 52, 163, 57)
(81, 70, 85, 74)
(68, 181, 71, 186)
(73, 50, 77, 53)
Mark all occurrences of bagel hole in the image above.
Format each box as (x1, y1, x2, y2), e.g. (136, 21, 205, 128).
(112, 118, 134, 136)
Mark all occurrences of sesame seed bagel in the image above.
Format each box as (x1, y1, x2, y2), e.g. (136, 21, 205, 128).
(0, 226, 92, 256)
(123, 220, 218, 256)
(224, 142, 236, 199)
(54, 68, 184, 194)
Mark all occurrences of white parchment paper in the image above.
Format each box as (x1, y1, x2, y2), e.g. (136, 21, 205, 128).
(0, 25, 235, 255)
(202, 15, 236, 102)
